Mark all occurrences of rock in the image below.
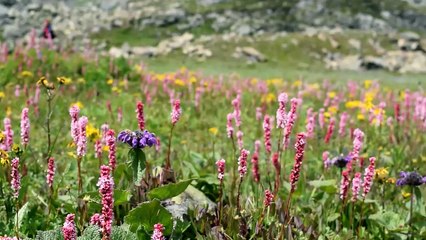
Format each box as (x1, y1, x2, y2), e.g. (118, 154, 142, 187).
(329, 37, 339, 49)
(182, 44, 212, 58)
(109, 47, 127, 58)
(0, 4, 8, 18)
(234, 47, 267, 63)
(2, 24, 27, 39)
(400, 31, 420, 41)
(325, 55, 361, 71)
(348, 38, 361, 51)
(234, 24, 252, 36)
(0, 0, 16, 7)
(131, 46, 158, 57)
(26, 3, 41, 12)
(361, 56, 385, 70)
(397, 31, 422, 51)
(198, 0, 228, 6)
(111, 19, 124, 28)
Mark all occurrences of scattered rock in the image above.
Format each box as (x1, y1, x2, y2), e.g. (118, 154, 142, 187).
(348, 38, 361, 51)
(397, 31, 422, 51)
(233, 47, 267, 63)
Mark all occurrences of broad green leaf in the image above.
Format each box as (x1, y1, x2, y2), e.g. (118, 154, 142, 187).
(124, 199, 173, 234)
(35, 228, 63, 240)
(78, 225, 101, 240)
(17, 202, 30, 227)
(309, 179, 337, 194)
(111, 226, 138, 240)
(326, 213, 340, 222)
(148, 179, 193, 200)
(369, 211, 404, 231)
(80, 190, 132, 207)
(128, 148, 146, 186)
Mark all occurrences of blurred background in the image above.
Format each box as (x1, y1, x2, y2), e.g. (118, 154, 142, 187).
(1, 0, 426, 83)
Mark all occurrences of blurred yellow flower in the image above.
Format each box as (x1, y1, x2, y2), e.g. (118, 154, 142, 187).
(189, 76, 197, 84)
(77, 78, 86, 84)
(0, 92, 4, 100)
(57, 76, 72, 85)
(327, 91, 336, 98)
(67, 152, 77, 158)
(6, 107, 11, 117)
(364, 80, 373, 89)
(357, 113, 365, 121)
(0, 132, 4, 143)
(375, 168, 389, 181)
(267, 78, 283, 86)
(402, 191, 411, 198)
(0, 149, 9, 166)
(71, 102, 84, 109)
(67, 142, 76, 148)
(292, 79, 302, 88)
(345, 100, 362, 109)
(102, 146, 109, 152)
(112, 87, 122, 94)
(118, 80, 127, 87)
(86, 124, 100, 141)
(250, 78, 258, 85)
(386, 178, 396, 184)
(107, 79, 114, 85)
(324, 111, 331, 118)
(209, 127, 218, 136)
(37, 76, 55, 89)
(174, 79, 185, 86)
(20, 70, 34, 78)
(261, 93, 276, 104)
(327, 106, 338, 114)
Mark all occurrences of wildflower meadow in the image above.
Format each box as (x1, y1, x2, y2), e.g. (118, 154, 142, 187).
(0, 44, 425, 240)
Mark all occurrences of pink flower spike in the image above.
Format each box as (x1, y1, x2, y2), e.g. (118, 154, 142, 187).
(216, 159, 225, 181)
(3, 118, 14, 151)
(46, 157, 55, 188)
(362, 157, 375, 199)
(352, 172, 362, 202)
(226, 113, 234, 138)
(289, 133, 307, 193)
(11, 158, 21, 198)
(62, 214, 77, 240)
(20, 107, 30, 146)
(263, 189, 274, 207)
(236, 130, 244, 150)
(76, 116, 88, 157)
(283, 98, 298, 149)
(151, 223, 165, 240)
(340, 170, 350, 201)
(136, 101, 145, 131)
(69, 105, 80, 144)
(171, 99, 182, 125)
(263, 115, 272, 154)
(97, 165, 114, 239)
(90, 213, 102, 227)
(238, 149, 250, 178)
(106, 129, 116, 170)
(276, 93, 288, 129)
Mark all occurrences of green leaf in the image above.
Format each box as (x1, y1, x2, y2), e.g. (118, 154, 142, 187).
(124, 199, 173, 235)
(16, 202, 30, 227)
(148, 179, 193, 200)
(326, 213, 340, 222)
(309, 179, 337, 194)
(128, 148, 146, 186)
(115, 190, 132, 206)
(35, 228, 63, 240)
(111, 226, 138, 240)
(369, 211, 404, 231)
(78, 225, 101, 240)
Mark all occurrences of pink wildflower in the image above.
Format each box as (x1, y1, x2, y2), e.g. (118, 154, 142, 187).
(232, 94, 242, 128)
(263, 189, 274, 207)
(238, 149, 250, 177)
(95, 140, 102, 159)
(226, 113, 234, 138)
(151, 223, 165, 240)
(323, 151, 331, 169)
(3, 118, 13, 151)
(97, 165, 114, 239)
(289, 133, 307, 193)
(362, 157, 375, 199)
(76, 116, 88, 157)
(351, 172, 362, 202)
(106, 130, 116, 170)
(62, 214, 77, 240)
(276, 93, 288, 128)
(20, 107, 30, 146)
(136, 101, 145, 131)
(263, 115, 272, 154)
(236, 130, 244, 150)
(318, 108, 325, 129)
(283, 98, 298, 149)
(340, 170, 350, 201)
(117, 107, 122, 123)
(171, 99, 182, 125)
(324, 117, 335, 144)
(69, 105, 80, 144)
(101, 124, 109, 145)
(338, 112, 348, 137)
(46, 157, 55, 188)
(90, 213, 101, 227)
(216, 159, 225, 181)
(251, 140, 261, 182)
(255, 107, 262, 121)
(351, 128, 364, 161)
(11, 158, 20, 198)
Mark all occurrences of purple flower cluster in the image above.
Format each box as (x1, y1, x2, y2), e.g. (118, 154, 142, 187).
(117, 129, 157, 149)
(396, 171, 426, 186)
(331, 155, 351, 169)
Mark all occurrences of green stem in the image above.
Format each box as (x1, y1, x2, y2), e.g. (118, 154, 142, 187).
(15, 200, 19, 240)
(165, 125, 175, 170)
(409, 186, 414, 240)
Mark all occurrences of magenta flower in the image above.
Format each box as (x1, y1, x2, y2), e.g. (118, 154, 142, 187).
(305, 114, 315, 138)
(255, 107, 262, 121)
(226, 113, 234, 138)
(69, 105, 80, 144)
(136, 101, 145, 131)
(3, 118, 14, 151)
(10, 158, 21, 198)
(236, 130, 244, 150)
(20, 107, 30, 146)
(324, 117, 335, 144)
(76, 116, 88, 157)
(289, 133, 307, 193)
(97, 165, 114, 239)
(15, 85, 20, 97)
(251, 140, 261, 182)
(322, 151, 332, 169)
(101, 124, 109, 145)
(362, 157, 375, 199)
(338, 112, 348, 137)
(216, 159, 225, 181)
(351, 172, 362, 202)
(46, 157, 55, 188)
(238, 149, 250, 177)
(90, 213, 102, 227)
(262, 115, 272, 154)
(351, 128, 364, 161)
(117, 107, 123, 123)
(62, 214, 77, 240)
(171, 99, 182, 125)
(276, 92, 288, 129)
(151, 223, 165, 240)
(106, 130, 116, 170)
(232, 94, 242, 128)
(283, 98, 298, 149)
(318, 108, 325, 129)
(263, 189, 274, 207)
(95, 140, 102, 159)
(272, 152, 280, 176)
(340, 169, 350, 201)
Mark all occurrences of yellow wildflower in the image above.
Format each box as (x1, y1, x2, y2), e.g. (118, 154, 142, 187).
(209, 127, 218, 136)
(250, 78, 258, 85)
(71, 102, 84, 109)
(102, 145, 109, 152)
(12, 144, 22, 156)
(6, 107, 11, 117)
(107, 79, 114, 85)
(174, 79, 185, 87)
(261, 93, 276, 104)
(0, 149, 9, 166)
(86, 124, 100, 141)
(375, 168, 389, 182)
(189, 76, 197, 84)
(67, 152, 77, 159)
(0, 92, 5, 99)
(327, 106, 338, 115)
(57, 76, 72, 85)
(292, 79, 302, 88)
(37, 76, 55, 89)
(327, 91, 336, 98)
(20, 70, 34, 78)
(323, 111, 331, 119)
(345, 100, 362, 109)
(357, 113, 365, 121)
(67, 142, 76, 148)
(402, 191, 411, 198)
(364, 80, 373, 89)
(0, 132, 4, 143)
(112, 87, 122, 94)
(77, 78, 86, 84)
(386, 178, 396, 184)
